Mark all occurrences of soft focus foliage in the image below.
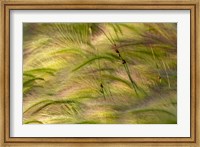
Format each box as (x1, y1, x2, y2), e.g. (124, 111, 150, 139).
(23, 23, 177, 124)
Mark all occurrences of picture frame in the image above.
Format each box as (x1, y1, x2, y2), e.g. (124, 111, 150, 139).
(0, 0, 199, 146)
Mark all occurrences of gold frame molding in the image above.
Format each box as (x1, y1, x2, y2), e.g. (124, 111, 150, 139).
(0, 0, 199, 146)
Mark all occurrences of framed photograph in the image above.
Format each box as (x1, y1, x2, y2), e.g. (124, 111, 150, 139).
(0, 0, 199, 146)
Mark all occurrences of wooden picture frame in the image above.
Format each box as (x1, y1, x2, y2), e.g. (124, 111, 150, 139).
(0, 0, 199, 146)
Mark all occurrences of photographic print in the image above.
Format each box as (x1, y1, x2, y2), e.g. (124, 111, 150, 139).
(23, 23, 177, 124)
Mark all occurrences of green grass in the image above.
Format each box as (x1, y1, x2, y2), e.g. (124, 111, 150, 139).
(23, 23, 177, 124)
